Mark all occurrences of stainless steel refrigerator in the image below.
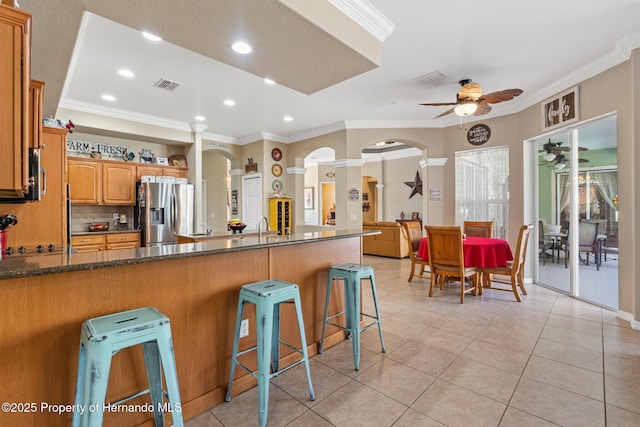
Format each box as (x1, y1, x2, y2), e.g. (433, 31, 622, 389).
(134, 182, 195, 246)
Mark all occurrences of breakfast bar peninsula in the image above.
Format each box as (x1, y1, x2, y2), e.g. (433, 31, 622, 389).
(0, 229, 374, 426)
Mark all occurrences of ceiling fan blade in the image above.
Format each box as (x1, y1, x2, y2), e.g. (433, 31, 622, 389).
(458, 82, 483, 101)
(479, 88, 523, 104)
(419, 102, 458, 106)
(578, 158, 589, 162)
(435, 107, 456, 118)
(474, 103, 492, 116)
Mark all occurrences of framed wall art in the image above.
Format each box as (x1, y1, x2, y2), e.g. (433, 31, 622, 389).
(304, 187, 314, 209)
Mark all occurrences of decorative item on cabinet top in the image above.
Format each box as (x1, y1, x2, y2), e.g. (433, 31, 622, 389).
(245, 158, 258, 173)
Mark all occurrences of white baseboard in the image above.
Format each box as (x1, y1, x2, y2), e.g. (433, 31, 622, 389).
(616, 310, 640, 330)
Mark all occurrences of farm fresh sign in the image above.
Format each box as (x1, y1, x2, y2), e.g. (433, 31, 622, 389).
(67, 139, 129, 157)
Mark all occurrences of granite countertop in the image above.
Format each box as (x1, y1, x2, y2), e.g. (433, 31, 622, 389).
(0, 229, 379, 281)
(176, 230, 279, 240)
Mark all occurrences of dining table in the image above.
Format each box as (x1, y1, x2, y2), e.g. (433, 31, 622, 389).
(418, 236, 514, 268)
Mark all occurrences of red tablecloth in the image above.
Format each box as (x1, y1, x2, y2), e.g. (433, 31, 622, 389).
(418, 236, 513, 268)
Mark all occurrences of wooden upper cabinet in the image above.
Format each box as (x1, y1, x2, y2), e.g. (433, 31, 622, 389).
(136, 165, 162, 180)
(0, 127, 68, 248)
(102, 163, 136, 205)
(0, 5, 31, 198)
(68, 159, 101, 204)
(137, 165, 188, 180)
(29, 80, 44, 149)
(163, 167, 188, 178)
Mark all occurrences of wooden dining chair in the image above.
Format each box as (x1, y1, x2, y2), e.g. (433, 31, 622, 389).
(425, 226, 479, 304)
(401, 221, 429, 282)
(463, 221, 494, 238)
(480, 224, 533, 302)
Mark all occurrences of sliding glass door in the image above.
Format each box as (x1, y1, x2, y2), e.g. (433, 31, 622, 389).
(535, 115, 618, 309)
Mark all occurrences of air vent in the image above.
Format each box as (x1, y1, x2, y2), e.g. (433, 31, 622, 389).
(414, 70, 446, 84)
(153, 78, 182, 91)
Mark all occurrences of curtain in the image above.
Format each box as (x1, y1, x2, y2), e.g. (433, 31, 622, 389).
(558, 173, 571, 214)
(590, 171, 617, 211)
(455, 146, 509, 239)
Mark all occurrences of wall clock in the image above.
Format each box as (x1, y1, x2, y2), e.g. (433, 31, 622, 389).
(271, 163, 283, 177)
(271, 148, 282, 161)
(272, 179, 283, 193)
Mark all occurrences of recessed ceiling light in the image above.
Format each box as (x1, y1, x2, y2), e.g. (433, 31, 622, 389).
(232, 41, 252, 54)
(195, 116, 206, 121)
(224, 99, 236, 106)
(118, 69, 135, 78)
(142, 31, 162, 42)
(283, 116, 293, 122)
(101, 94, 116, 101)
(264, 78, 275, 85)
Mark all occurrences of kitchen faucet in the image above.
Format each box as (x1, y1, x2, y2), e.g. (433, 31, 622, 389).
(258, 216, 270, 237)
(201, 224, 213, 235)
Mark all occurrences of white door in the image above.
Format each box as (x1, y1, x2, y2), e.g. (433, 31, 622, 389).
(242, 174, 263, 230)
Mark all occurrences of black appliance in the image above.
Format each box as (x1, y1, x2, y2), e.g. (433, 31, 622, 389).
(0, 148, 45, 203)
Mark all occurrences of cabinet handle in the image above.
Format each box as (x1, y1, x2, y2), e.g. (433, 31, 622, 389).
(80, 239, 90, 242)
(107, 246, 111, 250)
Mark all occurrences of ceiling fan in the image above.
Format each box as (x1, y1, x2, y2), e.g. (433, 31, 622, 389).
(420, 79, 523, 118)
(539, 138, 588, 162)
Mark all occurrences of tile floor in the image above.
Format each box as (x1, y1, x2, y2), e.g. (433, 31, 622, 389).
(186, 255, 640, 427)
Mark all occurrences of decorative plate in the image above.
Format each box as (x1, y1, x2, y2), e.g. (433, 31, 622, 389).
(272, 179, 283, 192)
(271, 147, 282, 161)
(271, 163, 283, 177)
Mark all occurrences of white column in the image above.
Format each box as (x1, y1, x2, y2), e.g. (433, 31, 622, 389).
(376, 184, 384, 222)
(189, 123, 207, 230)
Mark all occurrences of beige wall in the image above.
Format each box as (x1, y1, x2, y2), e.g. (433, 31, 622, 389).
(202, 151, 229, 232)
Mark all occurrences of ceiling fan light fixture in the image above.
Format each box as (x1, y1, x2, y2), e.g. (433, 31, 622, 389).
(544, 152, 556, 162)
(454, 102, 478, 116)
(555, 162, 566, 170)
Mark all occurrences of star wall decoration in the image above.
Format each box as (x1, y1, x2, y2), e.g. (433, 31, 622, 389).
(404, 171, 423, 199)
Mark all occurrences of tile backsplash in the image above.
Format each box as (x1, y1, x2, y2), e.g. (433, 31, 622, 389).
(71, 205, 135, 233)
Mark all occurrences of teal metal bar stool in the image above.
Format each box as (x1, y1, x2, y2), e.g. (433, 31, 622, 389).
(72, 307, 183, 427)
(318, 263, 386, 370)
(225, 280, 315, 427)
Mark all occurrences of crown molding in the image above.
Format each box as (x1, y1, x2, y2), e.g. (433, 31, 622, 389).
(58, 99, 192, 132)
(327, 0, 395, 42)
(427, 157, 447, 167)
(190, 123, 208, 133)
(286, 167, 307, 175)
(334, 158, 363, 168)
(362, 146, 422, 163)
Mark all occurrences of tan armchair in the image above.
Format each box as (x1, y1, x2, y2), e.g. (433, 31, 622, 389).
(362, 221, 410, 258)
(401, 221, 429, 282)
(425, 226, 479, 304)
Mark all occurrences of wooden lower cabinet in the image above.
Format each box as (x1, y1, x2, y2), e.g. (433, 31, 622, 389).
(70, 234, 105, 252)
(71, 232, 140, 252)
(105, 232, 140, 250)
